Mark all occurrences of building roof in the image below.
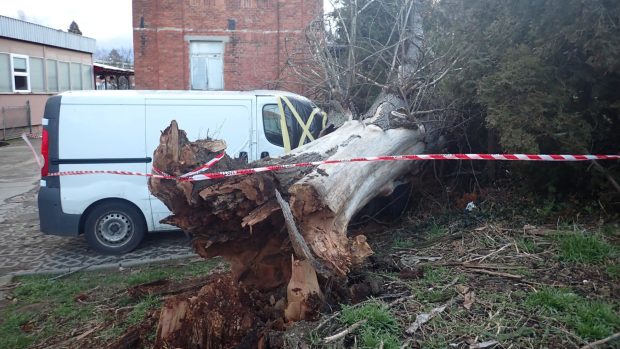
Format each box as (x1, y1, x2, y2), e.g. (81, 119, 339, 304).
(94, 62, 134, 76)
(0, 15, 96, 53)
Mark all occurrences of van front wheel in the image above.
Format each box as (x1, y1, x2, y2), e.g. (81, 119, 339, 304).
(84, 202, 146, 254)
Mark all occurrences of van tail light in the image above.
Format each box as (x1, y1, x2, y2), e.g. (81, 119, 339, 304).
(41, 128, 49, 177)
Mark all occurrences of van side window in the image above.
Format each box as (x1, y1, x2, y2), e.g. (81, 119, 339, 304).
(262, 104, 283, 147)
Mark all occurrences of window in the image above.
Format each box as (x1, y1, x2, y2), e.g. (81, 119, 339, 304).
(10, 54, 30, 92)
(190, 41, 224, 90)
(0, 54, 10, 92)
(58, 62, 70, 91)
(46, 60, 58, 92)
(262, 104, 283, 146)
(71, 63, 82, 90)
(81, 64, 92, 89)
(30, 58, 45, 92)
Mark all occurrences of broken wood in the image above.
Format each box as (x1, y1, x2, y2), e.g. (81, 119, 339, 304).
(105, 327, 141, 349)
(149, 117, 426, 291)
(127, 277, 211, 299)
(284, 257, 323, 322)
(275, 189, 324, 276)
(154, 274, 267, 349)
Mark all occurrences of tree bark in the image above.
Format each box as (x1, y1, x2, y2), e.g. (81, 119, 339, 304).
(149, 115, 425, 291)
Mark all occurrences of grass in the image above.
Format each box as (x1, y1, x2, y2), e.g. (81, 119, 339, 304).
(398, 266, 463, 304)
(392, 237, 416, 249)
(600, 223, 618, 237)
(516, 237, 543, 253)
(127, 295, 161, 326)
(526, 287, 620, 340)
(606, 264, 620, 279)
(390, 222, 448, 250)
(339, 301, 401, 349)
(377, 201, 619, 347)
(427, 223, 447, 240)
(554, 231, 614, 264)
(0, 259, 220, 349)
(414, 289, 537, 348)
(387, 219, 619, 347)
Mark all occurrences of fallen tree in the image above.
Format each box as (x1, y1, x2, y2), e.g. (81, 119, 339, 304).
(147, 0, 457, 346)
(150, 112, 426, 281)
(149, 112, 426, 346)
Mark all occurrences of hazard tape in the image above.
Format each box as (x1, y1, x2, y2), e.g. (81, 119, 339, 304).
(21, 133, 43, 169)
(180, 152, 226, 178)
(44, 153, 620, 182)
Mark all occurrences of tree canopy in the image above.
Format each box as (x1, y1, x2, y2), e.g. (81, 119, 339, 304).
(322, 0, 619, 196)
(68, 20, 82, 35)
(430, 0, 619, 155)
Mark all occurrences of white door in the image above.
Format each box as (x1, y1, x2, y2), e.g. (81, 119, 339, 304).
(206, 55, 223, 89)
(190, 42, 224, 90)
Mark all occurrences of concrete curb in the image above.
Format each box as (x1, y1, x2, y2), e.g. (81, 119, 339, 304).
(10, 252, 197, 277)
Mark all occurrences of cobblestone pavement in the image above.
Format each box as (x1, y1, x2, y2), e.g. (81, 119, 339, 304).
(0, 139, 195, 277)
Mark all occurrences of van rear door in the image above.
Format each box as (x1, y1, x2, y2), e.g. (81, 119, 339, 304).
(145, 98, 254, 230)
(57, 101, 149, 223)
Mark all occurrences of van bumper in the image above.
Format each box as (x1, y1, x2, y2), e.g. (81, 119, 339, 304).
(38, 186, 81, 236)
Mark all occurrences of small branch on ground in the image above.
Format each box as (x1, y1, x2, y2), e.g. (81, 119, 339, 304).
(579, 332, 620, 349)
(324, 319, 367, 343)
(464, 268, 523, 280)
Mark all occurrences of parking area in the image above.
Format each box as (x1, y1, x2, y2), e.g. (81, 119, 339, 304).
(0, 138, 195, 277)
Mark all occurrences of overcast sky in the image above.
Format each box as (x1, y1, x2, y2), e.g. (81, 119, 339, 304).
(0, 0, 133, 51)
(1, 1, 335, 53)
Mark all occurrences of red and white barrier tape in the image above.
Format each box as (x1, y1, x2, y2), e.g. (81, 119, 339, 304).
(180, 152, 226, 178)
(21, 133, 43, 169)
(44, 153, 620, 182)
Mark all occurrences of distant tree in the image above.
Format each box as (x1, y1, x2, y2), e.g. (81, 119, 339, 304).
(108, 49, 124, 65)
(94, 48, 109, 61)
(68, 21, 82, 35)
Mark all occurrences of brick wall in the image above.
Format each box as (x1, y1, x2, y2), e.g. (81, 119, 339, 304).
(132, 0, 322, 93)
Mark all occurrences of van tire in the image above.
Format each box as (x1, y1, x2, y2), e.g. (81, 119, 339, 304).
(84, 202, 146, 254)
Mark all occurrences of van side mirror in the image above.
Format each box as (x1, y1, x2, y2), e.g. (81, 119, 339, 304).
(260, 151, 269, 159)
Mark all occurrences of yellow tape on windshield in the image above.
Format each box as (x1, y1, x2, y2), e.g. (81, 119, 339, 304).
(281, 96, 316, 148)
(277, 96, 327, 151)
(277, 97, 292, 153)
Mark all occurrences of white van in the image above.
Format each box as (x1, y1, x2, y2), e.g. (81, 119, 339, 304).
(38, 90, 325, 254)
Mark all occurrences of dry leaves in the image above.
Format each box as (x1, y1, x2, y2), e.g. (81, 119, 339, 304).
(456, 284, 476, 310)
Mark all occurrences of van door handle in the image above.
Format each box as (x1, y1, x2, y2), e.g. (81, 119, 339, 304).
(238, 151, 248, 163)
(260, 151, 269, 159)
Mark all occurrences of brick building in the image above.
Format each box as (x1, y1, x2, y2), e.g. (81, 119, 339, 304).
(132, 0, 323, 92)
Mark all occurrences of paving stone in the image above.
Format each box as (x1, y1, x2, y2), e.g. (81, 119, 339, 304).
(0, 141, 196, 276)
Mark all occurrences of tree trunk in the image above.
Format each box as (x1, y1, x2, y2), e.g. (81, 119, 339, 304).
(149, 116, 425, 291)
